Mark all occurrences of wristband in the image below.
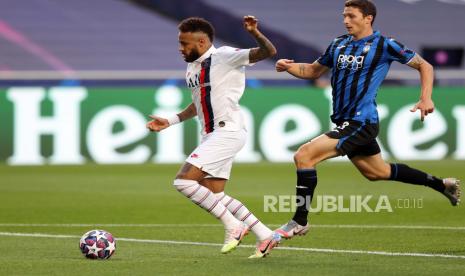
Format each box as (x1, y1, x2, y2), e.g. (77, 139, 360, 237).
(166, 114, 181, 125)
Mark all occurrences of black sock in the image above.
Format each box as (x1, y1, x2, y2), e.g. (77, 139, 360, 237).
(389, 163, 445, 193)
(292, 169, 317, 226)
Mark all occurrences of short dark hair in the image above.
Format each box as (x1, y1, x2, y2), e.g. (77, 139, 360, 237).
(345, 0, 377, 25)
(178, 17, 215, 42)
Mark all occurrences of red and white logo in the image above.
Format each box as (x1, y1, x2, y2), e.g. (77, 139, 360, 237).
(190, 153, 199, 158)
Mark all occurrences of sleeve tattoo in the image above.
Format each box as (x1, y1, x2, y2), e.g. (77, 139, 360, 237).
(249, 32, 276, 63)
(407, 54, 425, 70)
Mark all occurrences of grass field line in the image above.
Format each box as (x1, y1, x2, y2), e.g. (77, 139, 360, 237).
(0, 231, 464, 260)
(0, 223, 464, 231)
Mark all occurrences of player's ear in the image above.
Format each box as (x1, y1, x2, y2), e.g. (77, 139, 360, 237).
(195, 36, 205, 49)
(365, 15, 373, 25)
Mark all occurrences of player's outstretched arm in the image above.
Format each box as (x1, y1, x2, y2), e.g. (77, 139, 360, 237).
(146, 103, 197, 132)
(243, 15, 277, 63)
(177, 103, 197, 122)
(407, 54, 435, 121)
(276, 59, 329, 80)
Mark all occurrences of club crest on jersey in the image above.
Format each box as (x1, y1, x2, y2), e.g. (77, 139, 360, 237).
(363, 43, 371, 54)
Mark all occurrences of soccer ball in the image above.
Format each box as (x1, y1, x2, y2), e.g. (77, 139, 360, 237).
(79, 230, 116, 259)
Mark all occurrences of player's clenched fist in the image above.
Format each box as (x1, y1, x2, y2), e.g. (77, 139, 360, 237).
(146, 115, 169, 132)
(275, 59, 295, 72)
(243, 15, 258, 33)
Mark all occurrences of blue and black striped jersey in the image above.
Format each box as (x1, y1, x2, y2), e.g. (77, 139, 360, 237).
(317, 31, 415, 124)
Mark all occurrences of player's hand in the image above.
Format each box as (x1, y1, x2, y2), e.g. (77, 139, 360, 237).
(275, 59, 295, 72)
(243, 15, 258, 34)
(410, 98, 434, 122)
(146, 115, 169, 132)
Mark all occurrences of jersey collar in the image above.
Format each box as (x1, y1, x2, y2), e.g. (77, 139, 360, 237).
(350, 30, 380, 44)
(193, 45, 216, 64)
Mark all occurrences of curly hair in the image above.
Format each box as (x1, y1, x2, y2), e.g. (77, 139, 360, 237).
(178, 17, 215, 42)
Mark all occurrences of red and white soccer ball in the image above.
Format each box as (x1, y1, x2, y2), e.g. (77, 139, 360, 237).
(79, 230, 116, 260)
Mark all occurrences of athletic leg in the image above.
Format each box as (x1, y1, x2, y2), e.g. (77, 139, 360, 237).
(174, 163, 241, 229)
(351, 153, 461, 206)
(276, 134, 340, 239)
(174, 163, 248, 253)
(201, 178, 273, 241)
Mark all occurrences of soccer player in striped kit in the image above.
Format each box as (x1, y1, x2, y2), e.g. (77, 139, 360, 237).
(274, 0, 461, 239)
(147, 16, 280, 258)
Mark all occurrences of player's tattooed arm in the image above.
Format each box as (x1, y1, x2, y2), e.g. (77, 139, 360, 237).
(299, 64, 306, 76)
(407, 54, 435, 121)
(177, 103, 197, 122)
(406, 54, 426, 70)
(248, 32, 277, 63)
(276, 60, 329, 79)
(243, 15, 277, 63)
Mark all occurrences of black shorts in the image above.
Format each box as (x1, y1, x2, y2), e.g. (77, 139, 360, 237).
(325, 120, 381, 159)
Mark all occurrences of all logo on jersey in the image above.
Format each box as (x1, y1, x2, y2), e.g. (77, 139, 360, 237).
(187, 73, 200, 88)
(186, 73, 211, 89)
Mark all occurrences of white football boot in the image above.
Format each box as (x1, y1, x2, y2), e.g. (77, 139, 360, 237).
(275, 220, 310, 239)
(442, 178, 461, 206)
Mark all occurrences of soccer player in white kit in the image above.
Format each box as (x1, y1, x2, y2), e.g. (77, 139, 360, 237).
(147, 16, 280, 258)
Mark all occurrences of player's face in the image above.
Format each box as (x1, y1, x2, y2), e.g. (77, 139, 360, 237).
(178, 32, 207, 63)
(343, 7, 373, 37)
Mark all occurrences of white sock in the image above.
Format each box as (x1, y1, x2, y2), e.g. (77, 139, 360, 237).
(215, 192, 272, 241)
(173, 179, 239, 229)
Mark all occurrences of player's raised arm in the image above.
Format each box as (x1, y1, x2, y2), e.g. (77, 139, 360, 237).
(407, 54, 435, 122)
(276, 59, 329, 80)
(244, 15, 277, 63)
(146, 103, 197, 132)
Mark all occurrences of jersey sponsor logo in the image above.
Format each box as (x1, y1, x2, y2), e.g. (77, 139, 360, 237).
(337, 54, 365, 71)
(336, 121, 350, 130)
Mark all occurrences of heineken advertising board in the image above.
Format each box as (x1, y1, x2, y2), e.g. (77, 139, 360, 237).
(0, 86, 464, 165)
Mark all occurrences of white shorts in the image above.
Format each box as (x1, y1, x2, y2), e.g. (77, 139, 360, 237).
(186, 129, 246, 180)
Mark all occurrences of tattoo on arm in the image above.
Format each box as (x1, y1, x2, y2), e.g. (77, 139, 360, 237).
(299, 64, 306, 76)
(178, 103, 197, 122)
(407, 54, 425, 70)
(249, 31, 277, 63)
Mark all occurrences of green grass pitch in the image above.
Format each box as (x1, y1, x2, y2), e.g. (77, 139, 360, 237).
(0, 161, 464, 275)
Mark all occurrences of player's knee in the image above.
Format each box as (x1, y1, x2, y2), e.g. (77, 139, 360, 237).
(293, 150, 315, 167)
(293, 151, 303, 163)
(172, 179, 196, 192)
(174, 167, 196, 181)
(172, 179, 183, 191)
(175, 171, 187, 180)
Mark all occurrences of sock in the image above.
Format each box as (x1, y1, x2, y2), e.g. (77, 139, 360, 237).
(389, 163, 445, 193)
(173, 179, 239, 229)
(292, 169, 317, 226)
(215, 192, 272, 241)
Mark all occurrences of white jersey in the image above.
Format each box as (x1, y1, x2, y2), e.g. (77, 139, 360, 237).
(185, 45, 251, 136)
